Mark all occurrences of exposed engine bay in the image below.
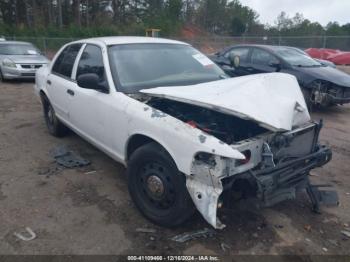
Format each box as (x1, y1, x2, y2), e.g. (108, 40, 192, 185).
(146, 97, 269, 144)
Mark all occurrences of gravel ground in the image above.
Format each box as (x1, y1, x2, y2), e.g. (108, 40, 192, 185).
(0, 79, 350, 257)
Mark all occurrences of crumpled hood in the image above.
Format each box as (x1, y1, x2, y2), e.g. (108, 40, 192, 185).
(141, 73, 310, 131)
(297, 65, 350, 87)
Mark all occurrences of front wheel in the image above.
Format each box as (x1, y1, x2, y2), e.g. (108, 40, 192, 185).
(127, 142, 195, 227)
(41, 94, 68, 137)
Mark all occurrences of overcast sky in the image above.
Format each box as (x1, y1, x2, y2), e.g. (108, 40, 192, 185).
(241, 0, 350, 26)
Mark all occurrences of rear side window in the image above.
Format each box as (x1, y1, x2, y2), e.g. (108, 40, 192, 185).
(76, 44, 106, 82)
(251, 48, 279, 66)
(225, 47, 250, 62)
(52, 44, 82, 78)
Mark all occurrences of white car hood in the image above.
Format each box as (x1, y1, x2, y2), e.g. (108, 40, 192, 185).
(140, 73, 310, 131)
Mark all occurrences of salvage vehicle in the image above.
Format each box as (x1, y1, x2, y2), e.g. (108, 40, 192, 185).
(0, 41, 49, 81)
(34, 37, 338, 229)
(210, 44, 350, 108)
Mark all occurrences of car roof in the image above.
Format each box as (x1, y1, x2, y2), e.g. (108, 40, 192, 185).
(0, 41, 33, 45)
(229, 44, 302, 52)
(72, 36, 189, 46)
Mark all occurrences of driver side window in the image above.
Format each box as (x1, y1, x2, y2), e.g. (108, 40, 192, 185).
(76, 44, 106, 83)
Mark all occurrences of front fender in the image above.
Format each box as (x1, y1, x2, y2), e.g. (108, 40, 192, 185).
(125, 101, 245, 176)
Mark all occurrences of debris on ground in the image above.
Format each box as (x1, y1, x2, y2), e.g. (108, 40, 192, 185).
(322, 247, 328, 252)
(327, 239, 339, 246)
(13, 227, 36, 241)
(341, 230, 350, 238)
(220, 243, 230, 252)
(149, 236, 155, 241)
(136, 228, 157, 234)
(171, 228, 216, 243)
(304, 225, 312, 231)
(37, 166, 63, 176)
(84, 170, 97, 175)
(51, 146, 90, 168)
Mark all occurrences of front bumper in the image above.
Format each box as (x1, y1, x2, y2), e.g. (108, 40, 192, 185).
(2, 65, 42, 79)
(253, 145, 335, 207)
(325, 93, 350, 105)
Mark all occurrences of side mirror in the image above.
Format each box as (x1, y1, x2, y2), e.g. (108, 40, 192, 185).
(229, 53, 240, 68)
(77, 73, 108, 92)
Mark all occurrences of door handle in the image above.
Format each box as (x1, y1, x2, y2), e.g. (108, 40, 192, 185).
(67, 89, 75, 96)
(47, 80, 51, 85)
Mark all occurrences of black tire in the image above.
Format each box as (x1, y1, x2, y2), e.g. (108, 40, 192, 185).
(127, 142, 195, 227)
(41, 94, 68, 137)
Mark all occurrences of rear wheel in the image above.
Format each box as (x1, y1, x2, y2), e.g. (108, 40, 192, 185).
(127, 142, 195, 227)
(41, 94, 68, 137)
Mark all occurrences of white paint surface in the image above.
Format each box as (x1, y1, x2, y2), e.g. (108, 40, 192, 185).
(141, 73, 311, 131)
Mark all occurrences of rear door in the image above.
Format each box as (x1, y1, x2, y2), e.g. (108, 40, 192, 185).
(47, 44, 83, 121)
(249, 48, 281, 74)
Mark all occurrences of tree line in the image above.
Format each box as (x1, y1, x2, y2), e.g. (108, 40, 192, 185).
(0, 0, 349, 37)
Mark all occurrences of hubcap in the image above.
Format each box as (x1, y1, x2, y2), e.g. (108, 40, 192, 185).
(146, 175, 164, 197)
(138, 162, 176, 209)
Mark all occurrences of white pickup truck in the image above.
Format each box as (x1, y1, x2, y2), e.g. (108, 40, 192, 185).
(34, 37, 338, 229)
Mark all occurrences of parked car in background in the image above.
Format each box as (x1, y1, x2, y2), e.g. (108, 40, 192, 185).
(210, 44, 350, 107)
(34, 37, 337, 229)
(0, 41, 49, 81)
(287, 46, 336, 68)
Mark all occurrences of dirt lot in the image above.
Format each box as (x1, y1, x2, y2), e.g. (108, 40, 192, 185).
(0, 80, 350, 257)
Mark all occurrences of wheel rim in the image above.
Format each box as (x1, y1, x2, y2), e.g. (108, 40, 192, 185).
(137, 162, 176, 210)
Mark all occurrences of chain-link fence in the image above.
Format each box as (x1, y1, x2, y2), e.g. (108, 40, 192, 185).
(175, 35, 350, 54)
(4, 35, 350, 57)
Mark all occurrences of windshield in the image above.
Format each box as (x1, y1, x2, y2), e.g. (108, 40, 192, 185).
(275, 48, 321, 67)
(0, 43, 40, 55)
(108, 43, 226, 93)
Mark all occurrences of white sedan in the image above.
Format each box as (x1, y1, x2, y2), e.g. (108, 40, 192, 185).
(34, 37, 336, 229)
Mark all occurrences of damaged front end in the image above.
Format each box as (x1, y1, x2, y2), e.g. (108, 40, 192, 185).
(136, 74, 338, 229)
(188, 119, 337, 229)
(308, 80, 350, 106)
(144, 97, 337, 229)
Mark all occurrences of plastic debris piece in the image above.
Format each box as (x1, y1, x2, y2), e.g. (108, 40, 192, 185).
(85, 170, 97, 175)
(13, 227, 36, 241)
(170, 228, 215, 243)
(136, 228, 157, 233)
(51, 146, 90, 168)
(304, 225, 312, 231)
(221, 243, 230, 252)
(341, 230, 350, 238)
